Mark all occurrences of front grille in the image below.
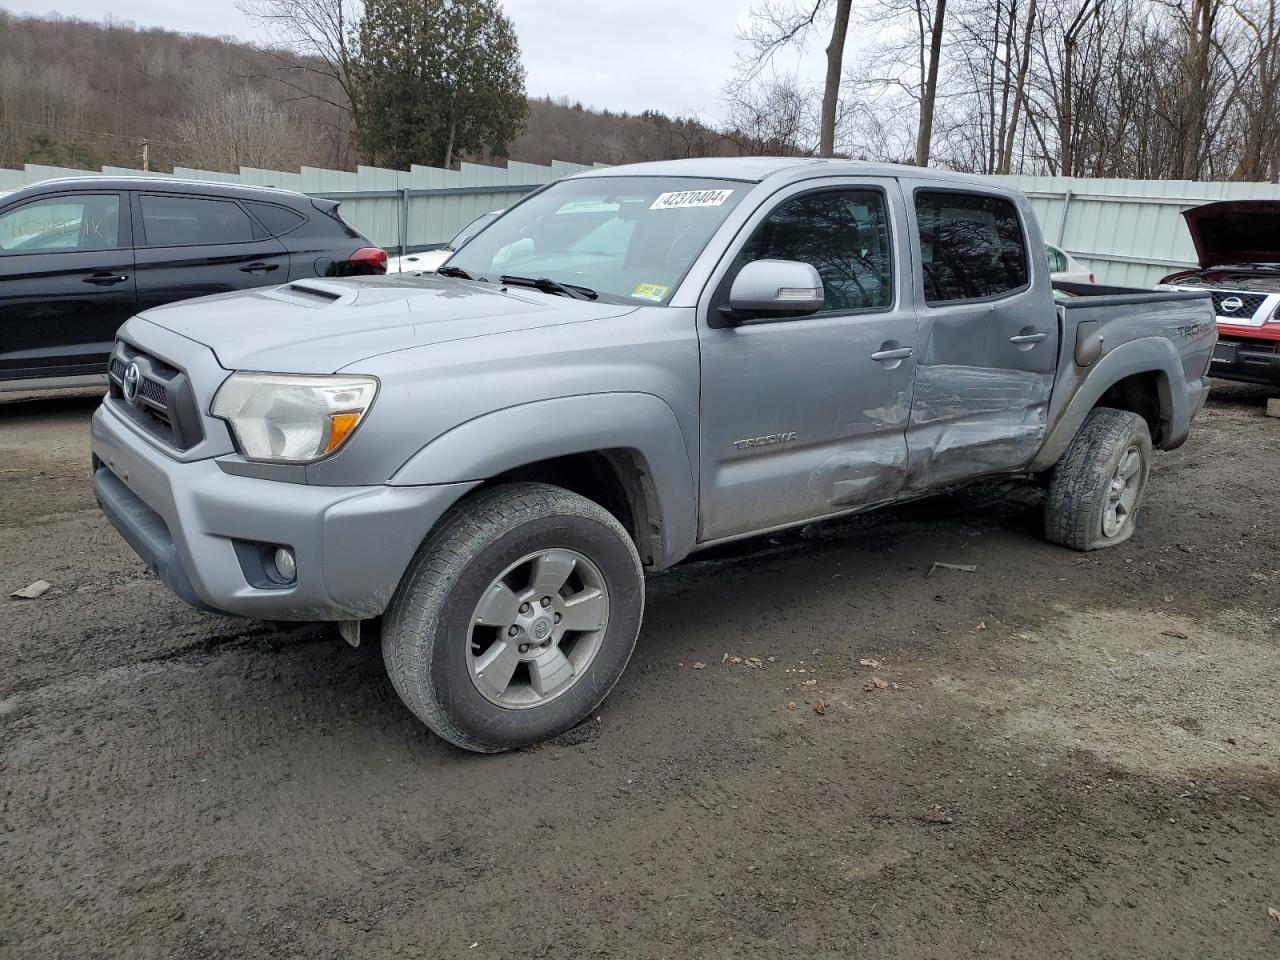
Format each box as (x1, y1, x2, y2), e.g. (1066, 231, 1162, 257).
(1211, 291, 1267, 320)
(140, 378, 168, 406)
(106, 342, 204, 451)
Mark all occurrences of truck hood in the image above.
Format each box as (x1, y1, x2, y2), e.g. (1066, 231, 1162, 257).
(138, 275, 637, 373)
(1182, 200, 1280, 268)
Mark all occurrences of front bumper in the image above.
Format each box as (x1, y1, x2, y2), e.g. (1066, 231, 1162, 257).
(1210, 334, 1280, 386)
(91, 402, 477, 620)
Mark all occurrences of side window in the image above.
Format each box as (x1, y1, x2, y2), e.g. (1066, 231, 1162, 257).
(914, 190, 1028, 303)
(1045, 245, 1066, 273)
(244, 201, 306, 237)
(734, 188, 893, 314)
(0, 194, 120, 253)
(140, 195, 255, 247)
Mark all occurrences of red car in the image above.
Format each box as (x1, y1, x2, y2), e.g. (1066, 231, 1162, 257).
(1160, 200, 1280, 386)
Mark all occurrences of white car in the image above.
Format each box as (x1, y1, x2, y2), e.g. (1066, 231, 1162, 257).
(387, 209, 503, 274)
(1046, 243, 1094, 284)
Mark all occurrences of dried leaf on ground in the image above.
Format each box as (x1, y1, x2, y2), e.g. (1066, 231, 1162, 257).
(859, 658, 881, 669)
(1269, 906, 1280, 922)
(10, 580, 51, 600)
(813, 701, 827, 715)
(870, 675, 889, 689)
(786, 701, 798, 710)
(927, 562, 977, 578)
(692, 661, 706, 670)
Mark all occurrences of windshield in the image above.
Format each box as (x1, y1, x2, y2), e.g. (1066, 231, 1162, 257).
(446, 176, 747, 304)
(448, 210, 501, 250)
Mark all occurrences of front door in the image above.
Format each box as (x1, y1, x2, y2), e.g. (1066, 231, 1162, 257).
(901, 182, 1061, 491)
(0, 190, 135, 380)
(697, 179, 918, 541)
(131, 192, 290, 315)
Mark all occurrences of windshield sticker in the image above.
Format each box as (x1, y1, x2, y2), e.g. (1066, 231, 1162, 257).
(631, 283, 670, 302)
(649, 189, 734, 210)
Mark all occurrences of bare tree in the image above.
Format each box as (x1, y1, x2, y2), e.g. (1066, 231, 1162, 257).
(735, 0, 853, 156)
(915, 0, 948, 165)
(723, 74, 816, 155)
(1231, 0, 1280, 180)
(174, 87, 311, 171)
(237, 0, 363, 126)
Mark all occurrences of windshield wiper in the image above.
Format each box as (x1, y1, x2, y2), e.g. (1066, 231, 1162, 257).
(437, 265, 477, 280)
(499, 275, 598, 301)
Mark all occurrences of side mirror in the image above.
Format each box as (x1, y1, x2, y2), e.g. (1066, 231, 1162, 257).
(726, 259, 825, 319)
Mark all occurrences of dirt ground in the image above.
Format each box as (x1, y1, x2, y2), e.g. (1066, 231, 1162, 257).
(1, 383, 1277, 960)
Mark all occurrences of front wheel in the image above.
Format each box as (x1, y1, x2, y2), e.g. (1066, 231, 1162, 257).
(1044, 407, 1153, 551)
(382, 482, 644, 753)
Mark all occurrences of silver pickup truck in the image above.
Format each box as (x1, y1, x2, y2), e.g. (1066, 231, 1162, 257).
(90, 158, 1216, 752)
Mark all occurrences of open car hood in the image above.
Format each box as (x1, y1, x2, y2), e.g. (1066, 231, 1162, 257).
(1182, 200, 1280, 268)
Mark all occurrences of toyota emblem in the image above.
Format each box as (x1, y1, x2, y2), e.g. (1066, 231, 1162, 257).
(1220, 296, 1244, 313)
(122, 362, 141, 404)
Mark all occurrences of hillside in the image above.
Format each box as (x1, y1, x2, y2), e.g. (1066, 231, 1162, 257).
(0, 11, 736, 175)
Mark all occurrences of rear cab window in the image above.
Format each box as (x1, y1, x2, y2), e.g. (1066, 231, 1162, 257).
(914, 190, 1028, 304)
(138, 194, 256, 247)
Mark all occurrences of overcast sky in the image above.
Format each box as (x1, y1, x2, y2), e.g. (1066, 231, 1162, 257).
(6, 0, 826, 123)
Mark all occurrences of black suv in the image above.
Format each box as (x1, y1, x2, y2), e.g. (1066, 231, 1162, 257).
(0, 177, 386, 390)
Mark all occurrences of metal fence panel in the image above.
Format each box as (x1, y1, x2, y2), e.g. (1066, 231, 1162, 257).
(993, 174, 1280, 286)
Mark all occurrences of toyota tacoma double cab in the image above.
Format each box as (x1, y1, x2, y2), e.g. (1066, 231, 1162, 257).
(90, 158, 1216, 752)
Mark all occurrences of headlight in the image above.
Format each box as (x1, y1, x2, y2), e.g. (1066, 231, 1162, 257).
(211, 373, 378, 463)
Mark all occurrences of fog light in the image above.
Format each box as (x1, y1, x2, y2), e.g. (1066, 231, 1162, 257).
(273, 546, 297, 583)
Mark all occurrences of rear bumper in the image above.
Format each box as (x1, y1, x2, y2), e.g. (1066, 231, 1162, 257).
(91, 402, 477, 620)
(1210, 334, 1280, 386)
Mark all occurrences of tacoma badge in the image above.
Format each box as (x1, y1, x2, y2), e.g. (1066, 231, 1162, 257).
(733, 432, 798, 450)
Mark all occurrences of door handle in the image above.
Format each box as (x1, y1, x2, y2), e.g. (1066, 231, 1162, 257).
(239, 262, 280, 274)
(870, 346, 913, 362)
(82, 271, 129, 285)
(1009, 331, 1048, 344)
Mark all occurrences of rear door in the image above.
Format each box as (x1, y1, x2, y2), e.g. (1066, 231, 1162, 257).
(901, 181, 1060, 491)
(0, 190, 135, 380)
(131, 192, 290, 314)
(697, 178, 918, 541)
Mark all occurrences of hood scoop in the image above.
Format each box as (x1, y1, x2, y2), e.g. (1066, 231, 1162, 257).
(261, 280, 355, 307)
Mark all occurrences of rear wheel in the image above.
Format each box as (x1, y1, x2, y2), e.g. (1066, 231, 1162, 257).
(1044, 407, 1153, 551)
(382, 482, 644, 753)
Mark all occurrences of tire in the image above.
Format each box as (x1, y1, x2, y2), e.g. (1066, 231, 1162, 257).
(381, 482, 644, 753)
(1044, 406, 1153, 551)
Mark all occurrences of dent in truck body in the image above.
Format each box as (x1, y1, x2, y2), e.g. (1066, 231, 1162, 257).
(904, 364, 1054, 489)
(807, 443, 909, 508)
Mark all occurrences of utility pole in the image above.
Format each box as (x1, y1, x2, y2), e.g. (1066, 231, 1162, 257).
(139, 139, 149, 172)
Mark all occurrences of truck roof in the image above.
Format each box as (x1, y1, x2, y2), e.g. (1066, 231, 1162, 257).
(569, 156, 998, 187)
